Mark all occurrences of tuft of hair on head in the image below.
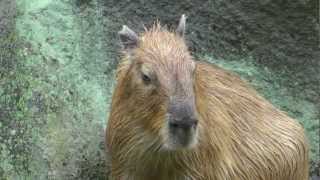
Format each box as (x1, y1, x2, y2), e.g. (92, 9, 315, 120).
(146, 14, 187, 36)
(147, 20, 164, 33)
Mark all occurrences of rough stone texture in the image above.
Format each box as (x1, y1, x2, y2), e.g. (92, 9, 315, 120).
(1, 0, 111, 179)
(0, 0, 319, 179)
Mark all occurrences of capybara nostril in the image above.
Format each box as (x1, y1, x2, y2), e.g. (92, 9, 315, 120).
(170, 121, 180, 129)
(169, 117, 198, 130)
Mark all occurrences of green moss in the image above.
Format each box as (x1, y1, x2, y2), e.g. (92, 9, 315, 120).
(1, 0, 114, 179)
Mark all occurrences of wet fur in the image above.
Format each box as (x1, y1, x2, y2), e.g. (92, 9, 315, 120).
(106, 25, 309, 180)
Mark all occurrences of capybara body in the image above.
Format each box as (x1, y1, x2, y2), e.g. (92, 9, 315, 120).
(106, 16, 309, 180)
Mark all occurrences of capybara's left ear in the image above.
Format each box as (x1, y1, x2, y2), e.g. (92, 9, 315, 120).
(118, 25, 139, 50)
(176, 14, 186, 37)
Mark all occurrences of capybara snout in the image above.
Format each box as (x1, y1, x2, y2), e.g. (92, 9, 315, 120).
(168, 99, 198, 129)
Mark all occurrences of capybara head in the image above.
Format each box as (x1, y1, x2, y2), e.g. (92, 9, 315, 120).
(117, 15, 199, 150)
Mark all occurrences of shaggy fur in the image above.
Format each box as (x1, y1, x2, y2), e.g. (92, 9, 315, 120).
(106, 24, 309, 180)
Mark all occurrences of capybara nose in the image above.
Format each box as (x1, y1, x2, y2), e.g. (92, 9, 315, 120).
(169, 117, 198, 130)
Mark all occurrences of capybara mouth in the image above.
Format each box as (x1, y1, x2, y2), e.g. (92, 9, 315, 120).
(162, 123, 198, 150)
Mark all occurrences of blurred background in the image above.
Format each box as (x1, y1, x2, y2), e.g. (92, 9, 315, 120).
(0, 0, 319, 179)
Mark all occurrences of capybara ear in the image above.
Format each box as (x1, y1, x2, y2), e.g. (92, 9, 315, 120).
(176, 14, 186, 37)
(118, 25, 139, 50)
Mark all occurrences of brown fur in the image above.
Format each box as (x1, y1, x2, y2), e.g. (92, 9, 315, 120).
(106, 24, 309, 180)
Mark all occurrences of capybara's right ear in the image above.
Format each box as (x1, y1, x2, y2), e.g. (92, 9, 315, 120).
(118, 25, 139, 50)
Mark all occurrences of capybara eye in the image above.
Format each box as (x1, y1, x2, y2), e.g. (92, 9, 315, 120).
(142, 73, 151, 84)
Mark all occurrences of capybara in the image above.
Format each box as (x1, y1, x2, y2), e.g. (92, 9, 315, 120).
(106, 15, 309, 180)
